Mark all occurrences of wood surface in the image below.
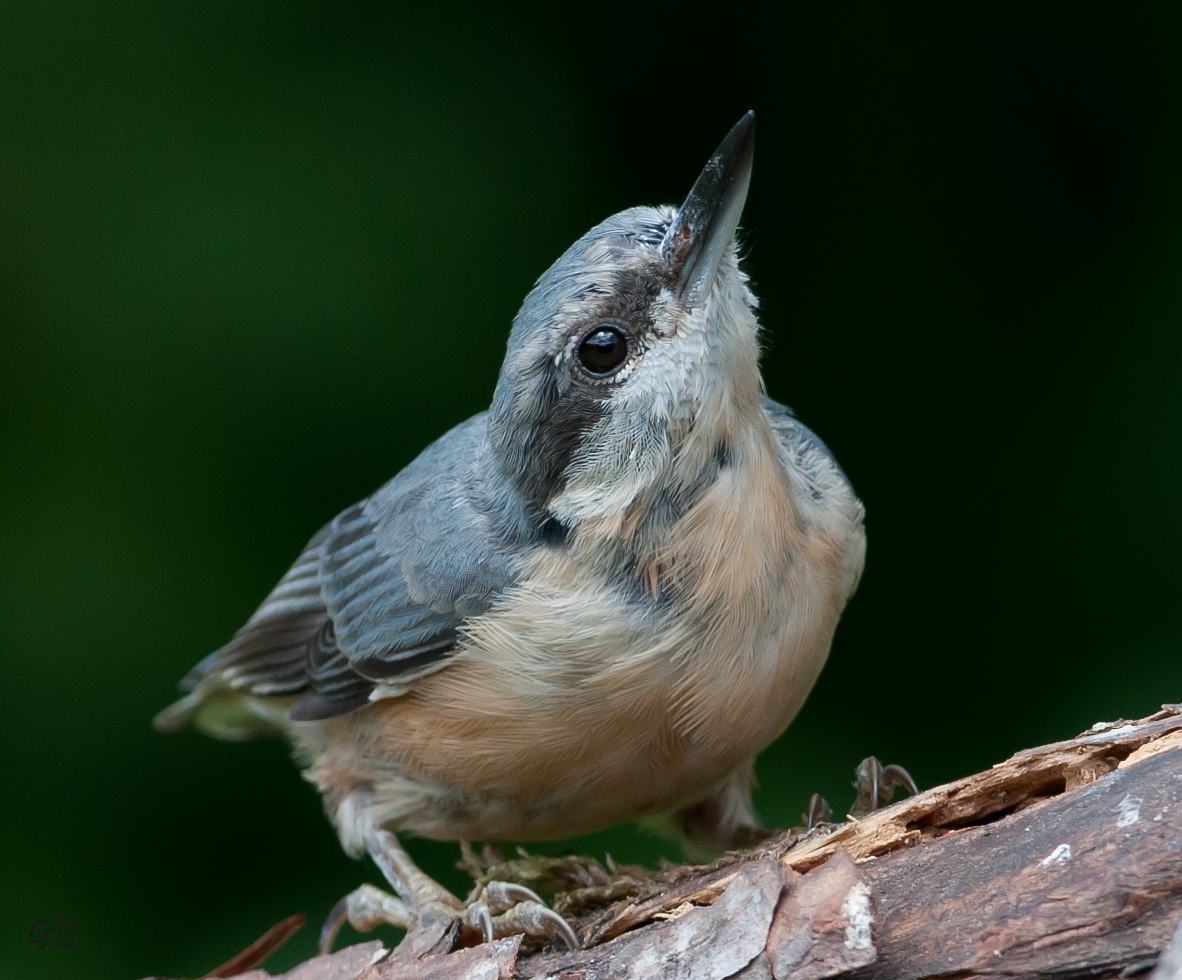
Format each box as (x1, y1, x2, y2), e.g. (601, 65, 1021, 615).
(145, 704, 1182, 980)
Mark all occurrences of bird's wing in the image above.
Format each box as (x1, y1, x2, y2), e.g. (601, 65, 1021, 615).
(177, 414, 518, 724)
(760, 396, 852, 497)
(762, 396, 866, 603)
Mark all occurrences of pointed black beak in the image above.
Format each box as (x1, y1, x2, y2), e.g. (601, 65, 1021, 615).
(660, 111, 755, 308)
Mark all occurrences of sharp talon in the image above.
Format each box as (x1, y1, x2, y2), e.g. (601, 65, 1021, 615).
(537, 906, 580, 951)
(852, 756, 919, 815)
(319, 895, 349, 955)
(484, 899, 579, 951)
(320, 883, 414, 953)
(486, 881, 544, 909)
(476, 903, 494, 943)
(880, 763, 919, 797)
(339, 832, 576, 953)
(805, 792, 832, 829)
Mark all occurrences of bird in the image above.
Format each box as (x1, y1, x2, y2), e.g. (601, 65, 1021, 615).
(154, 111, 867, 955)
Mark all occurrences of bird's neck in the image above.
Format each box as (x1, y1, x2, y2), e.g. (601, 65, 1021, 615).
(563, 401, 785, 589)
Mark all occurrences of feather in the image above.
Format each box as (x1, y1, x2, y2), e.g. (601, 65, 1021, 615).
(159, 414, 522, 730)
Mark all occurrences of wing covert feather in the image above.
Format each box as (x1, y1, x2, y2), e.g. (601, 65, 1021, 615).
(182, 413, 519, 724)
(320, 414, 517, 671)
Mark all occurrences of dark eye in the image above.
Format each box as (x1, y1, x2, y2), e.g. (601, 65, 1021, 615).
(577, 326, 629, 376)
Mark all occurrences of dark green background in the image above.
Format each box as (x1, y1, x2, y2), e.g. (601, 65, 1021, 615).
(3, 3, 1181, 978)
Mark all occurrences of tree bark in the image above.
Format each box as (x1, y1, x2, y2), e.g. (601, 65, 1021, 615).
(150, 704, 1182, 980)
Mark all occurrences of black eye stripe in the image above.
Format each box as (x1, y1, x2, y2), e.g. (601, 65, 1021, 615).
(577, 325, 629, 376)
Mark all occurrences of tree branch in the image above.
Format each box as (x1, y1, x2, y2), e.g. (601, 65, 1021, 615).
(147, 704, 1182, 980)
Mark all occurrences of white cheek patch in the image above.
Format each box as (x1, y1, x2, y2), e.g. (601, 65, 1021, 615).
(550, 412, 669, 523)
(549, 254, 761, 527)
(550, 307, 715, 525)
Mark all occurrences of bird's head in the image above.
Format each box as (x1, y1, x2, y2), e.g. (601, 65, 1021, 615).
(489, 112, 764, 546)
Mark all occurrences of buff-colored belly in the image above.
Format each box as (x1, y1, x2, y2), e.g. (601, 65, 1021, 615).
(307, 424, 856, 842)
(313, 585, 840, 841)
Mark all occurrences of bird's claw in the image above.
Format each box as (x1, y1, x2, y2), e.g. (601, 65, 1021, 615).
(462, 880, 545, 940)
(321, 878, 579, 955)
(850, 756, 918, 816)
(798, 757, 918, 831)
(461, 881, 579, 949)
(804, 792, 833, 829)
(319, 826, 579, 955)
(473, 880, 546, 911)
(488, 898, 580, 951)
(319, 883, 414, 954)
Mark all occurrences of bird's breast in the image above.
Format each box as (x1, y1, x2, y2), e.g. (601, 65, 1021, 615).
(331, 424, 859, 840)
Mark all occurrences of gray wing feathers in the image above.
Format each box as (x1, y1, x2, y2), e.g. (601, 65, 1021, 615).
(167, 413, 518, 728)
(181, 524, 331, 696)
(321, 415, 516, 672)
(760, 396, 855, 500)
(762, 396, 866, 603)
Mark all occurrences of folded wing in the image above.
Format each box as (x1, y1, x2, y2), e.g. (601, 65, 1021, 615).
(157, 414, 518, 732)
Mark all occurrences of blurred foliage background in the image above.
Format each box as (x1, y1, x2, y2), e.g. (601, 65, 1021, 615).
(3, 2, 1182, 977)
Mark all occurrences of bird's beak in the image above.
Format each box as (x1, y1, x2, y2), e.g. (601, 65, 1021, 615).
(660, 111, 755, 309)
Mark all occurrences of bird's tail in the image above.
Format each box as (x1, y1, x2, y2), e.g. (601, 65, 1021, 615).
(152, 692, 204, 733)
(153, 688, 295, 741)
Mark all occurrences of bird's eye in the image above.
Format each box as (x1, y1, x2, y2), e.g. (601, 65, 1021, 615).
(577, 326, 629, 376)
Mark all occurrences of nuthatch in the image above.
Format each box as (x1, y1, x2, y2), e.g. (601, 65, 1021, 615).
(155, 112, 866, 953)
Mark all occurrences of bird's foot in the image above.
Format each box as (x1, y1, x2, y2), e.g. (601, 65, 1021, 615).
(319, 830, 578, 955)
(849, 755, 918, 817)
(802, 791, 834, 830)
(459, 879, 579, 950)
(320, 883, 415, 953)
(800, 756, 918, 829)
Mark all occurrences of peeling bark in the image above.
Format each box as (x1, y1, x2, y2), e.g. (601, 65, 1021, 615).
(145, 705, 1182, 980)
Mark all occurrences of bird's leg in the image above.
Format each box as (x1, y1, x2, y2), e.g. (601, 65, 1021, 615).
(319, 829, 579, 954)
(849, 756, 918, 817)
(367, 829, 462, 916)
